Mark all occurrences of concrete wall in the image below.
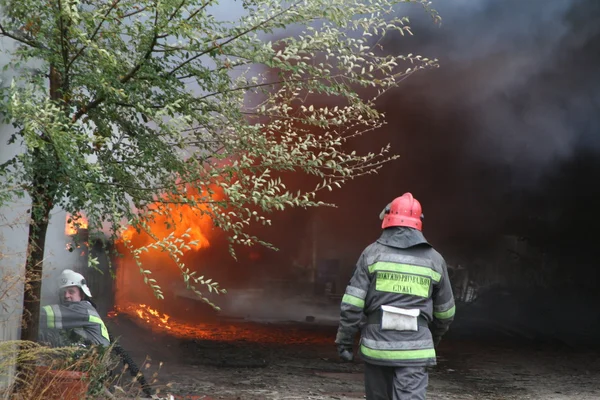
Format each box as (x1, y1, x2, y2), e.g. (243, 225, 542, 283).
(0, 34, 26, 344)
(0, 35, 28, 391)
(0, 35, 83, 391)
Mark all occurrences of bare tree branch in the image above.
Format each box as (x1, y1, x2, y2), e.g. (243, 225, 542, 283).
(167, 0, 302, 76)
(67, 0, 123, 71)
(121, 5, 150, 18)
(0, 23, 44, 49)
(185, 0, 217, 21)
(167, 0, 189, 22)
(72, 2, 160, 122)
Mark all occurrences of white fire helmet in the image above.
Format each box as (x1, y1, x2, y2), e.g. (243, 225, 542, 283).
(58, 269, 92, 298)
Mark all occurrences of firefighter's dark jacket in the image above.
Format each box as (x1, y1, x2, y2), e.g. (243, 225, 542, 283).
(336, 226, 455, 367)
(39, 300, 110, 347)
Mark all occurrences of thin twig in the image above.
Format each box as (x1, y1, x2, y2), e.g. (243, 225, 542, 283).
(67, 0, 123, 71)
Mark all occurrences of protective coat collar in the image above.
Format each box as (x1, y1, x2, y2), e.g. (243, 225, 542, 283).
(376, 226, 430, 249)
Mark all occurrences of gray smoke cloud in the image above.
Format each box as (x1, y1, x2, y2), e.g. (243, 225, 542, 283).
(387, 0, 600, 182)
(2, 0, 599, 325)
(333, 0, 600, 243)
(260, 0, 600, 267)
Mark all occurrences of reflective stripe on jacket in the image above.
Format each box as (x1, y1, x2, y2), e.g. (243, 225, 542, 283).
(40, 300, 110, 346)
(336, 227, 455, 367)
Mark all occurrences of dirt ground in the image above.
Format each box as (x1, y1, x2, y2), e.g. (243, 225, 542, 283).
(107, 317, 600, 400)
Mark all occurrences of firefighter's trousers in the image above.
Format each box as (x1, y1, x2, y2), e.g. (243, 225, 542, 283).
(364, 363, 428, 400)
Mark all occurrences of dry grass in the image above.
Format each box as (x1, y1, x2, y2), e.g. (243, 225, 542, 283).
(1, 340, 113, 399)
(0, 340, 176, 399)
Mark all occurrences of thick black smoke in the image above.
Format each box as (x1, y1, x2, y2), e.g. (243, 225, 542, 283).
(397, 0, 600, 178)
(195, 0, 600, 303)
(322, 0, 600, 251)
(254, 0, 600, 286)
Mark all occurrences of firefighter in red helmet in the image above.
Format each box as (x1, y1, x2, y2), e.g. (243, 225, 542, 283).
(336, 193, 455, 400)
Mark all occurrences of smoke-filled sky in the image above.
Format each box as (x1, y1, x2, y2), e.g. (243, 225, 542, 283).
(399, 0, 599, 175)
(255, 0, 600, 272)
(2, 0, 599, 302)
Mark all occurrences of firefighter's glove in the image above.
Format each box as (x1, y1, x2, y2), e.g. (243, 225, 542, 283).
(337, 344, 354, 362)
(336, 327, 355, 362)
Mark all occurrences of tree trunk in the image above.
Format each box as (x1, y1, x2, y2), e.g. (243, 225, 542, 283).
(19, 171, 53, 342)
(14, 65, 62, 393)
(20, 64, 63, 342)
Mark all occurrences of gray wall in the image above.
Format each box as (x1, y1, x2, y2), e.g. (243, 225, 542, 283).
(0, 34, 82, 354)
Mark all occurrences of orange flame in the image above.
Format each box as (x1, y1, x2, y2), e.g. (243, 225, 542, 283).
(111, 303, 331, 344)
(65, 213, 88, 236)
(126, 304, 173, 331)
(114, 184, 226, 318)
(118, 185, 224, 250)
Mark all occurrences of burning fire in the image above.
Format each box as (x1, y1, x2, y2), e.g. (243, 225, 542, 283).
(118, 185, 224, 250)
(114, 185, 227, 322)
(111, 303, 332, 345)
(114, 304, 172, 331)
(65, 213, 88, 236)
(112, 185, 322, 344)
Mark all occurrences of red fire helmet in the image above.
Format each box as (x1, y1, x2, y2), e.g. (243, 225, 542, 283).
(381, 192, 423, 231)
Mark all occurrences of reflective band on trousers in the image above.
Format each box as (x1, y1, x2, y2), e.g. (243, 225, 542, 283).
(342, 294, 365, 309)
(368, 262, 441, 282)
(89, 315, 110, 341)
(361, 344, 436, 360)
(434, 305, 456, 320)
(43, 305, 55, 329)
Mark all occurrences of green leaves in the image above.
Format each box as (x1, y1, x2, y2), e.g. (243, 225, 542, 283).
(0, 0, 439, 305)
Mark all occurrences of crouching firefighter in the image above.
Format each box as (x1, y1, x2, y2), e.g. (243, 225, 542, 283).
(38, 269, 153, 397)
(39, 269, 110, 347)
(335, 193, 456, 400)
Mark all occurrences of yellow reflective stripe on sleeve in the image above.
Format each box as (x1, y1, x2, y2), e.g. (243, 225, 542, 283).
(89, 315, 110, 341)
(342, 294, 365, 309)
(43, 305, 55, 329)
(360, 345, 436, 360)
(368, 262, 441, 282)
(434, 305, 456, 320)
